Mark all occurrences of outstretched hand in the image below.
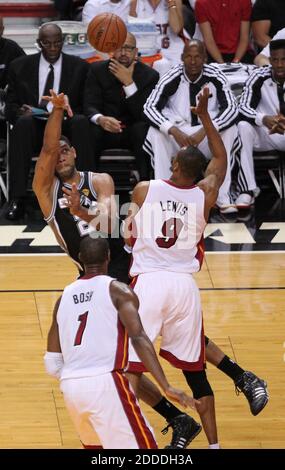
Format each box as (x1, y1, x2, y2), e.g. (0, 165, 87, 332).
(41, 90, 73, 117)
(191, 86, 210, 117)
(165, 386, 200, 410)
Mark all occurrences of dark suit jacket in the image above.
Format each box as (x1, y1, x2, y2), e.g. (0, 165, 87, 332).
(5, 52, 89, 123)
(84, 60, 159, 125)
(0, 37, 25, 90)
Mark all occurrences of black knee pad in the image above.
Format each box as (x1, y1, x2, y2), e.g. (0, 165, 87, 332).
(183, 370, 214, 399)
(205, 335, 209, 346)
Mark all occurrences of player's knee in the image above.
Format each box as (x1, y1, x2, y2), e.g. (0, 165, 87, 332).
(183, 370, 214, 399)
(238, 120, 254, 135)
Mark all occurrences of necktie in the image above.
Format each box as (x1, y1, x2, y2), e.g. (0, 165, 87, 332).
(39, 64, 54, 109)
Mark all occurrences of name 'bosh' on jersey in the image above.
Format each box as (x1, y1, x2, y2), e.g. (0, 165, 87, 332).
(130, 180, 206, 276)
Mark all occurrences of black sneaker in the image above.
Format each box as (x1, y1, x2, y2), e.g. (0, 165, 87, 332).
(235, 371, 269, 416)
(162, 414, 202, 449)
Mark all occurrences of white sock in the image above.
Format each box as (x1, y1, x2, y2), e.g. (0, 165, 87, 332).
(209, 443, 220, 449)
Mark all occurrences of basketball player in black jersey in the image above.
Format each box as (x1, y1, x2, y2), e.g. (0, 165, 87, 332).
(33, 91, 268, 449)
(33, 90, 129, 282)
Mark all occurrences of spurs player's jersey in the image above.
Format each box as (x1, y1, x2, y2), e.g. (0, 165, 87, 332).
(58, 275, 128, 380)
(130, 179, 206, 276)
(45, 172, 98, 271)
(135, 0, 187, 65)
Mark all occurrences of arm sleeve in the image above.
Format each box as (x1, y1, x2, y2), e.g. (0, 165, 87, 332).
(241, 0, 252, 21)
(251, 0, 270, 22)
(123, 82, 138, 98)
(84, 64, 104, 118)
(143, 66, 182, 133)
(195, 0, 209, 24)
(210, 71, 238, 131)
(44, 351, 64, 379)
(238, 69, 268, 126)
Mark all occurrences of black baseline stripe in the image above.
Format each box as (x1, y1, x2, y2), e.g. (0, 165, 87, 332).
(1, 287, 285, 293)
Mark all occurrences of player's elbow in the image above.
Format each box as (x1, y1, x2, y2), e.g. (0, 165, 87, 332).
(254, 54, 269, 67)
(32, 175, 40, 195)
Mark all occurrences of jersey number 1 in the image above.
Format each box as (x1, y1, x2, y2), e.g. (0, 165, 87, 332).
(74, 311, 88, 346)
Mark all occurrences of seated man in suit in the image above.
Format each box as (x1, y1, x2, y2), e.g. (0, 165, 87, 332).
(5, 23, 92, 220)
(84, 32, 159, 181)
(0, 16, 25, 139)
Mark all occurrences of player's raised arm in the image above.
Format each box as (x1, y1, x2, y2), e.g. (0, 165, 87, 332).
(32, 91, 73, 206)
(192, 87, 227, 215)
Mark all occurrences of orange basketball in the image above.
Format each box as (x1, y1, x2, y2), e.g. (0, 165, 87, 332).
(87, 13, 127, 53)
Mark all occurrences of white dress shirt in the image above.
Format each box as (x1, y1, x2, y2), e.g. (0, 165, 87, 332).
(39, 54, 62, 112)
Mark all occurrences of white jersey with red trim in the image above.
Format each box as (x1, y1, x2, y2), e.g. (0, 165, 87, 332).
(57, 275, 128, 380)
(135, 0, 187, 64)
(130, 179, 206, 276)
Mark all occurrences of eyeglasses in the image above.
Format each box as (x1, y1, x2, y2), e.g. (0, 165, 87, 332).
(39, 40, 63, 49)
(117, 45, 136, 53)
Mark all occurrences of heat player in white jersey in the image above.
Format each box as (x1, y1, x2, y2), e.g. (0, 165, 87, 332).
(129, 0, 189, 75)
(125, 87, 225, 447)
(44, 236, 197, 449)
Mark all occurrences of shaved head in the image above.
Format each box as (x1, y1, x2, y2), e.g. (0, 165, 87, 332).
(113, 31, 137, 67)
(37, 23, 63, 63)
(173, 146, 207, 180)
(183, 39, 206, 57)
(182, 39, 207, 81)
(79, 236, 110, 266)
(125, 32, 136, 46)
(38, 23, 62, 40)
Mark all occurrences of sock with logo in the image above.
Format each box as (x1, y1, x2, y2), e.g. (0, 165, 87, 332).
(153, 396, 182, 421)
(217, 355, 244, 382)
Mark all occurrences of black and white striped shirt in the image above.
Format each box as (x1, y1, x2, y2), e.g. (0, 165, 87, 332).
(144, 63, 238, 134)
(239, 65, 284, 126)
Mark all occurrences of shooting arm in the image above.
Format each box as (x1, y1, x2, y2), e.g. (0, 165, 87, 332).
(32, 106, 64, 196)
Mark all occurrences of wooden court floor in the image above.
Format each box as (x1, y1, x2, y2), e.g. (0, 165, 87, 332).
(0, 252, 284, 449)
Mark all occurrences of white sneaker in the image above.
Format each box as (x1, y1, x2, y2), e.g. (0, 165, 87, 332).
(216, 197, 238, 214)
(235, 193, 255, 209)
(219, 205, 238, 214)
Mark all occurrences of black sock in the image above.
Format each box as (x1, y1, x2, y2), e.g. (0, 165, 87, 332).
(217, 355, 244, 382)
(153, 396, 182, 422)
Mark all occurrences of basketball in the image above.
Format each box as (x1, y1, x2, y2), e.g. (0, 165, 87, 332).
(87, 13, 127, 53)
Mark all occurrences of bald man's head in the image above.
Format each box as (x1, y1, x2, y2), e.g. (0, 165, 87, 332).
(182, 40, 207, 81)
(183, 39, 206, 58)
(38, 23, 62, 40)
(113, 32, 138, 67)
(37, 23, 63, 64)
